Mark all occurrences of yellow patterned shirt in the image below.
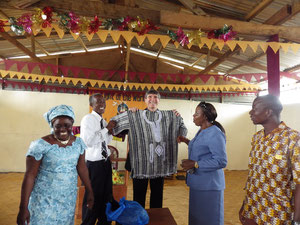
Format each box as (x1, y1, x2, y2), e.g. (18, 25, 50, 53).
(242, 122, 300, 225)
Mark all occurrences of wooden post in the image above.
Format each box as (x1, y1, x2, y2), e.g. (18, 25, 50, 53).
(266, 34, 280, 96)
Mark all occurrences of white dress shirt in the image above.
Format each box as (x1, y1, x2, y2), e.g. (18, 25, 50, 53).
(80, 110, 112, 161)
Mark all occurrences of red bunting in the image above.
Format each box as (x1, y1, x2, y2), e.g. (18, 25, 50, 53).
(199, 75, 211, 84)
(16, 61, 27, 71)
(169, 74, 177, 83)
(27, 62, 38, 73)
(149, 73, 157, 83)
(38, 63, 48, 74)
(59, 65, 70, 77)
(138, 72, 146, 82)
(95, 70, 104, 80)
(129, 72, 136, 81)
(70, 67, 81, 78)
(4, 60, 16, 71)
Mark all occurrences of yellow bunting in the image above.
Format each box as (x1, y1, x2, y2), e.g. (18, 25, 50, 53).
(110, 31, 121, 43)
(237, 42, 248, 52)
(247, 41, 259, 53)
(32, 24, 41, 36)
(80, 80, 89, 86)
(43, 76, 51, 83)
(268, 42, 280, 54)
(203, 38, 214, 49)
(198, 42, 204, 49)
(121, 31, 135, 43)
(146, 34, 160, 46)
(56, 77, 64, 84)
(70, 31, 80, 40)
(31, 75, 39, 82)
(214, 40, 224, 51)
(89, 80, 98, 87)
(23, 73, 31, 80)
(187, 42, 193, 49)
(159, 36, 171, 48)
(174, 41, 180, 48)
(84, 32, 94, 41)
(280, 43, 290, 53)
(135, 34, 146, 46)
(41, 26, 52, 37)
(64, 78, 72, 85)
(290, 43, 300, 54)
(96, 30, 109, 43)
(226, 40, 237, 51)
(0, 70, 9, 77)
(258, 42, 269, 53)
(52, 24, 64, 39)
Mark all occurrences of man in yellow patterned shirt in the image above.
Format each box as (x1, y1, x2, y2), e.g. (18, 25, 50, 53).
(239, 94, 300, 225)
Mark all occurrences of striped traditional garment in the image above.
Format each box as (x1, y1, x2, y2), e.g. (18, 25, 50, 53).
(112, 109, 187, 179)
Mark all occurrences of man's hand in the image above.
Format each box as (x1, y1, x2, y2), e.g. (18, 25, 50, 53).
(16, 207, 30, 225)
(86, 191, 94, 210)
(107, 120, 117, 134)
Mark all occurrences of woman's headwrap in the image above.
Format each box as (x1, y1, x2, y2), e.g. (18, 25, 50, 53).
(43, 104, 75, 128)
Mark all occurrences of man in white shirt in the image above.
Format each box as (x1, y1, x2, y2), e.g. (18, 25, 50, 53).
(80, 93, 116, 225)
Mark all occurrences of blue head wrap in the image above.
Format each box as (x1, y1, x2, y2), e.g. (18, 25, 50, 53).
(43, 104, 75, 128)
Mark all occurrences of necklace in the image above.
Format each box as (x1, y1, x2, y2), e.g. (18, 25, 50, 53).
(53, 135, 70, 145)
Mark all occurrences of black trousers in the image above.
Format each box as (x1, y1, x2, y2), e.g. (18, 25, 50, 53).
(132, 177, 164, 208)
(81, 159, 112, 225)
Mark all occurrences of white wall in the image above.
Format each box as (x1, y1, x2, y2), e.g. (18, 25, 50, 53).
(1, 90, 299, 172)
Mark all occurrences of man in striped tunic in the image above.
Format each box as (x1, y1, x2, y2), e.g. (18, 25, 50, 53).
(108, 90, 187, 208)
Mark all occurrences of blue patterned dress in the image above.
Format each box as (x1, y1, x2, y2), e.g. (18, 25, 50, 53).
(26, 137, 86, 225)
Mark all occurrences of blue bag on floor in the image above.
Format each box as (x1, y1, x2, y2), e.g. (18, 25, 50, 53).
(106, 197, 149, 225)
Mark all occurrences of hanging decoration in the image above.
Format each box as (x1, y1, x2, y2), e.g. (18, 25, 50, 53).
(0, 19, 6, 32)
(207, 24, 237, 42)
(168, 28, 204, 46)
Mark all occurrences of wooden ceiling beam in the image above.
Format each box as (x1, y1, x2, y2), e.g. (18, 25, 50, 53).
(284, 64, 300, 73)
(160, 10, 300, 40)
(244, 0, 274, 21)
(32, 0, 160, 24)
(264, 2, 300, 25)
(0, 32, 44, 63)
(34, 40, 50, 56)
(177, 0, 206, 15)
(190, 54, 206, 67)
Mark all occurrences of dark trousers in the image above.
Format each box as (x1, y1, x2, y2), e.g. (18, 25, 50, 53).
(132, 177, 164, 208)
(81, 159, 112, 225)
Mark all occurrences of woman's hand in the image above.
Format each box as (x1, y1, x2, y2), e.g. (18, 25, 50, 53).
(172, 109, 181, 117)
(177, 136, 190, 145)
(86, 191, 94, 210)
(16, 207, 30, 225)
(181, 159, 197, 171)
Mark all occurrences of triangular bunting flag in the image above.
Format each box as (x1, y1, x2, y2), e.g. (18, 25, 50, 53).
(129, 72, 136, 81)
(243, 74, 252, 82)
(110, 31, 121, 44)
(268, 42, 280, 54)
(70, 67, 81, 78)
(280, 43, 290, 53)
(203, 38, 214, 49)
(38, 63, 48, 74)
(199, 75, 211, 84)
(138, 72, 146, 82)
(70, 31, 80, 40)
(41, 26, 53, 37)
(135, 34, 146, 46)
(159, 36, 171, 48)
(225, 40, 237, 51)
(16, 61, 27, 71)
(161, 74, 168, 83)
(4, 60, 16, 71)
(149, 73, 158, 83)
(84, 32, 94, 41)
(95, 70, 104, 80)
(189, 75, 197, 83)
(258, 42, 269, 53)
(43, 76, 51, 83)
(32, 24, 41, 36)
(173, 41, 180, 48)
(96, 30, 109, 42)
(146, 34, 160, 46)
(178, 74, 187, 83)
(247, 41, 259, 53)
(52, 24, 64, 39)
(58, 65, 69, 76)
(237, 41, 248, 52)
(82, 68, 92, 78)
(214, 40, 224, 51)
(169, 74, 177, 83)
(122, 31, 135, 43)
(290, 43, 300, 54)
(49, 64, 58, 76)
(27, 62, 38, 73)
(89, 80, 97, 87)
(119, 71, 126, 80)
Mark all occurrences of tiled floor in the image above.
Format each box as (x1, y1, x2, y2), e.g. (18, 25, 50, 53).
(0, 170, 247, 225)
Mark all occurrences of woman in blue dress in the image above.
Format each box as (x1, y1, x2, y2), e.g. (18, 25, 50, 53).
(178, 101, 227, 225)
(17, 105, 94, 225)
